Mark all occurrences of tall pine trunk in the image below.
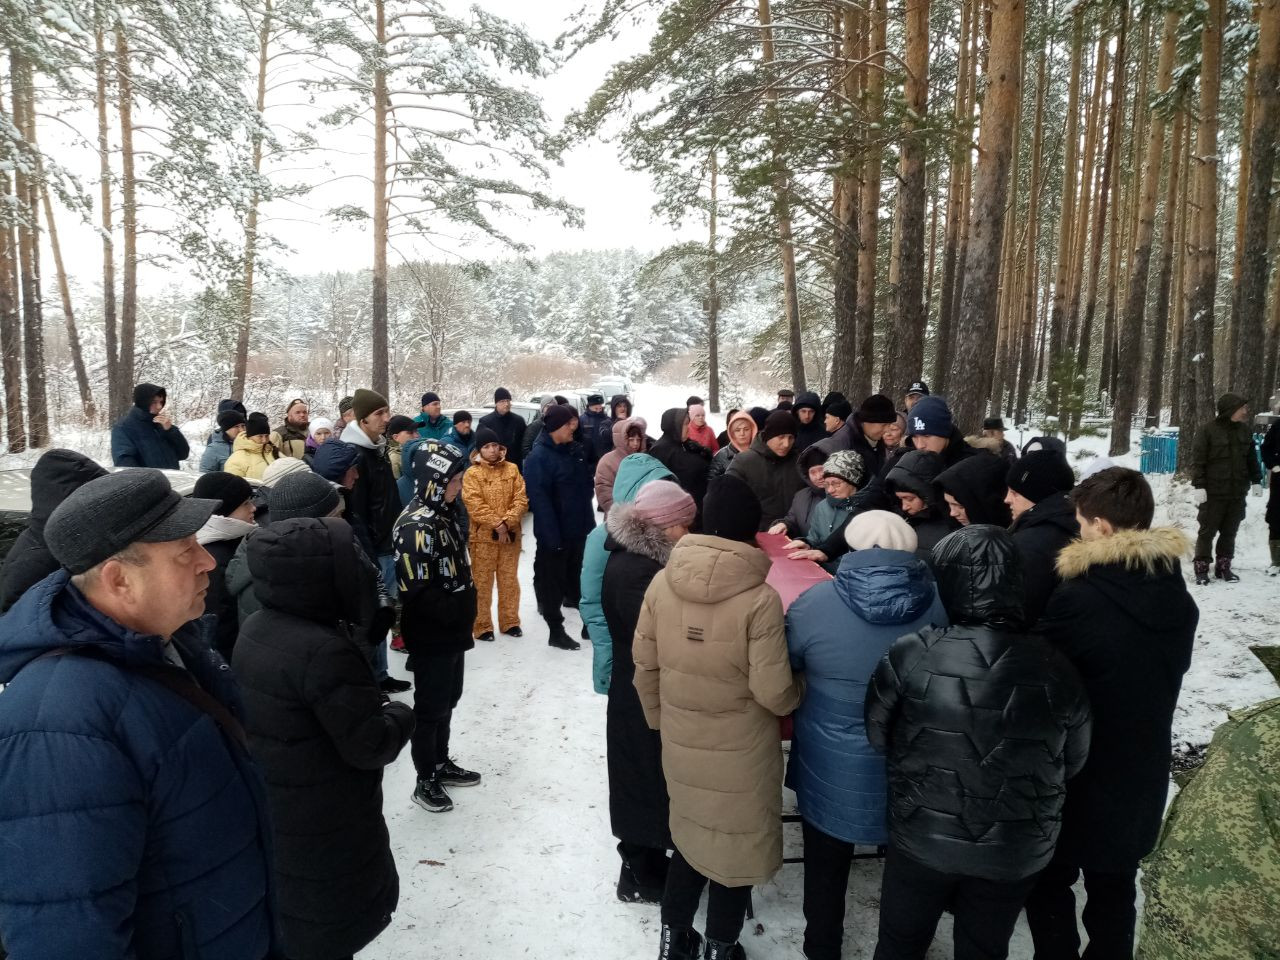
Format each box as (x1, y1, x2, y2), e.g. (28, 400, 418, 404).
(707, 150, 721, 413)
(10, 51, 48, 446)
(371, 0, 390, 397)
(829, 9, 860, 397)
(1016, 48, 1049, 424)
(949, 0, 1025, 433)
(1047, 11, 1084, 418)
(852, 0, 885, 400)
(115, 25, 138, 411)
(0, 163, 25, 451)
(1147, 112, 1186, 427)
(41, 184, 95, 420)
(94, 8, 118, 420)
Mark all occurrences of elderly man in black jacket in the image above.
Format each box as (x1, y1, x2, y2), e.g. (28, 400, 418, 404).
(865, 524, 1091, 960)
(1023, 467, 1197, 960)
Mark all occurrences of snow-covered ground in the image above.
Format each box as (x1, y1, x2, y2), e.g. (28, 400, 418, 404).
(2, 381, 1276, 957)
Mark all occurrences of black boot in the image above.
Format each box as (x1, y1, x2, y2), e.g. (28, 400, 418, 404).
(548, 627, 580, 651)
(1193, 557, 1211, 585)
(477, 631, 495, 642)
(658, 925, 703, 960)
(704, 939, 746, 960)
(1215, 556, 1240, 582)
(617, 848, 667, 904)
(504, 626, 523, 637)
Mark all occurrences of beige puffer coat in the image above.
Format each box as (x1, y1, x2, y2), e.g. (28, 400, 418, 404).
(633, 534, 803, 887)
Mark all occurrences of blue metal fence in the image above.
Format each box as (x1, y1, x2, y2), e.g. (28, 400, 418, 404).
(1138, 429, 1269, 485)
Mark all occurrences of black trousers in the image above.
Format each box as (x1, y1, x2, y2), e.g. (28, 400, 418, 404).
(1194, 496, 1247, 558)
(533, 539, 585, 629)
(660, 850, 752, 944)
(873, 844, 1036, 960)
(409, 652, 465, 778)
(802, 819, 879, 960)
(1023, 856, 1138, 960)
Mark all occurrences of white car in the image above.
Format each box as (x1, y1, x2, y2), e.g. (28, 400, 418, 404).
(592, 377, 633, 401)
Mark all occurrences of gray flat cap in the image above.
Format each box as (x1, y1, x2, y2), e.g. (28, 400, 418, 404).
(45, 469, 219, 574)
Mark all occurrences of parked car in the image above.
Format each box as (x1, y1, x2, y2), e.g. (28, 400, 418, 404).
(473, 402, 541, 426)
(592, 376, 634, 401)
(528, 391, 592, 414)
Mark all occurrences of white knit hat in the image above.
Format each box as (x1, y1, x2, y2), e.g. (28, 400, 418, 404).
(844, 510, 918, 552)
(310, 417, 334, 439)
(261, 456, 312, 487)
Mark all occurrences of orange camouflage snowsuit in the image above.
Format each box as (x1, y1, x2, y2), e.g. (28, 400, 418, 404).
(461, 450, 529, 635)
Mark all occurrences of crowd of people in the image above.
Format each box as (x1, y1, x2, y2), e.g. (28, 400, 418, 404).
(0, 374, 1274, 960)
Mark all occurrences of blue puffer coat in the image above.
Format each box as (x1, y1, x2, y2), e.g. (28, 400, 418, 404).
(784, 548, 947, 845)
(0, 572, 279, 960)
(580, 454, 675, 694)
(522, 430, 596, 550)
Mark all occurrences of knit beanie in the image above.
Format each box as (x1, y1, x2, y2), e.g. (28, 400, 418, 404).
(543, 404, 577, 433)
(702, 474, 762, 543)
(338, 395, 355, 416)
(474, 426, 501, 450)
(688, 403, 706, 420)
(269, 471, 341, 522)
(494, 387, 512, 402)
(421, 391, 441, 407)
(1007, 450, 1075, 504)
(352, 388, 388, 422)
(310, 417, 334, 439)
(217, 409, 246, 432)
(857, 394, 897, 424)
(261, 456, 311, 487)
(453, 409, 472, 425)
(906, 396, 953, 438)
(844, 510, 918, 552)
(218, 398, 247, 417)
(632, 479, 696, 530)
(192, 472, 254, 518)
(825, 399, 853, 422)
(823, 450, 866, 488)
(748, 407, 770, 430)
(387, 415, 416, 437)
(245, 412, 270, 438)
(761, 410, 799, 442)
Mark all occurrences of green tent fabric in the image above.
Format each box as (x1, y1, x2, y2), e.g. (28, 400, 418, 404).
(1137, 646, 1280, 960)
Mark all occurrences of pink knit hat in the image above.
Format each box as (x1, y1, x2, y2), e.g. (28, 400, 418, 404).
(633, 479, 696, 529)
(689, 403, 706, 419)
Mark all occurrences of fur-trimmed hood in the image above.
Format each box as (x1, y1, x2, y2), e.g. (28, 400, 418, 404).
(1056, 526, 1190, 579)
(605, 501, 673, 565)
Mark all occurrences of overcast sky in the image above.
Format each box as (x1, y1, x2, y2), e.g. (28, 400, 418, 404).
(42, 0, 702, 288)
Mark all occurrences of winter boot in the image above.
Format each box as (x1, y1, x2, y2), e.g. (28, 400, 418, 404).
(437, 758, 481, 787)
(411, 775, 453, 813)
(477, 631, 495, 642)
(704, 939, 746, 960)
(504, 626, 523, 638)
(1193, 557, 1211, 585)
(1268, 541, 1280, 576)
(617, 848, 668, 904)
(548, 627, 581, 651)
(658, 925, 703, 960)
(1215, 556, 1240, 582)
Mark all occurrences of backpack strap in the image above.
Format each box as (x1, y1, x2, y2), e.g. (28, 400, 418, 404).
(30, 646, 249, 753)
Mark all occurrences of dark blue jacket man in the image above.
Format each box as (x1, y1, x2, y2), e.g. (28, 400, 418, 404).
(111, 383, 191, 469)
(0, 469, 279, 960)
(579, 393, 613, 469)
(523, 404, 595, 650)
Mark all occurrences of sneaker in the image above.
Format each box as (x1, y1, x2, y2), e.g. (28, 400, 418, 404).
(411, 776, 453, 813)
(379, 676, 412, 694)
(504, 626, 523, 638)
(390, 634, 406, 653)
(1269, 564, 1280, 577)
(548, 628, 581, 651)
(437, 758, 481, 787)
(477, 631, 495, 642)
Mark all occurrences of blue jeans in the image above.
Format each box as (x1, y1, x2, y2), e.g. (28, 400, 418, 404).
(375, 552, 396, 680)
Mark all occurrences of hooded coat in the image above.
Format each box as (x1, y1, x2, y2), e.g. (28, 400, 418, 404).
(601, 502, 677, 850)
(462, 448, 527, 544)
(865, 525, 1092, 882)
(778, 446, 828, 538)
(633, 534, 804, 886)
(340, 420, 400, 556)
(649, 408, 712, 523)
(225, 432, 279, 479)
(581, 454, 675, 694)
(726, 435, 805, 531)
(785, 549, 947, 845)
(198, 514, 259, 660)
(477, 408, 528, 469)
(0, 573, 278, 960)
(1040, 527, 1197, 872)
(233, 518, 414, 960)
(595, 416, 648, 515)
(792, 392, 827, 453)
(523, 430, 597, 550)
(709, 410, 758, 480)
(201, 430, 236, 472)
(813, 414, 887, 477)
(110, 383, 191, 469)
(934, 454, 1013, 527)
(884, 451, 960, 557)
(1009, 492, 1080, 627)
(1190, 392, 1262, 499)
(0, 449, 107, 613)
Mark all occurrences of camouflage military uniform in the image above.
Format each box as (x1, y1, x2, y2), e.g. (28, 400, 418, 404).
(1137, 647, 1280, 959)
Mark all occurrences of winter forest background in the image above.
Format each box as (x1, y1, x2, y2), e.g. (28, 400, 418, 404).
(3, 0, 1280, 467)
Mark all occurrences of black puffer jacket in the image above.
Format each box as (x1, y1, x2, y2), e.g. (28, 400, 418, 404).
(0, 449, 107, 612)
(884, 451, 960, 557)
(726, 434, 805, 530)
(649, 408, 712, 525)
(935, 453, 1012, 527)
(233, 517, 414, 960)
(1009, 492, 1079, 627)
(792, 392, 827, 453)
(1264, 420, 1280, 527)
(814, 414, 887, 478)
(865, 525, 1091, 882)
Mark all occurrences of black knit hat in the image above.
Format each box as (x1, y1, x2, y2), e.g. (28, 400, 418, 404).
(826, 399, 853, 421)
(761, 410, 799, 441)
(386, 415, 416, 436)
(983, 416, 1006, 431)
(474, 426, 502, 450)
(421, 392, 441, 407)
(218, 398, 247, 417)
(748, 407, 770, 430)
(494, 387, 512, 402)
(193, 472, 254, 518)
(543, 404, 577, 433)
(858, 394, 897, 424)
(452, 409, 472, 424)
(269, 471, 341, 522)
(1007, 451, 1075, 504)
(245, 412, 270, 438)
(217, 409, 247, 432)
(702, 474, 762, 543)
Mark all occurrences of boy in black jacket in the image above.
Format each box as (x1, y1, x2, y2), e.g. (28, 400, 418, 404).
(1024, 467, 1198, 960)
(393, 439, 481, 813)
